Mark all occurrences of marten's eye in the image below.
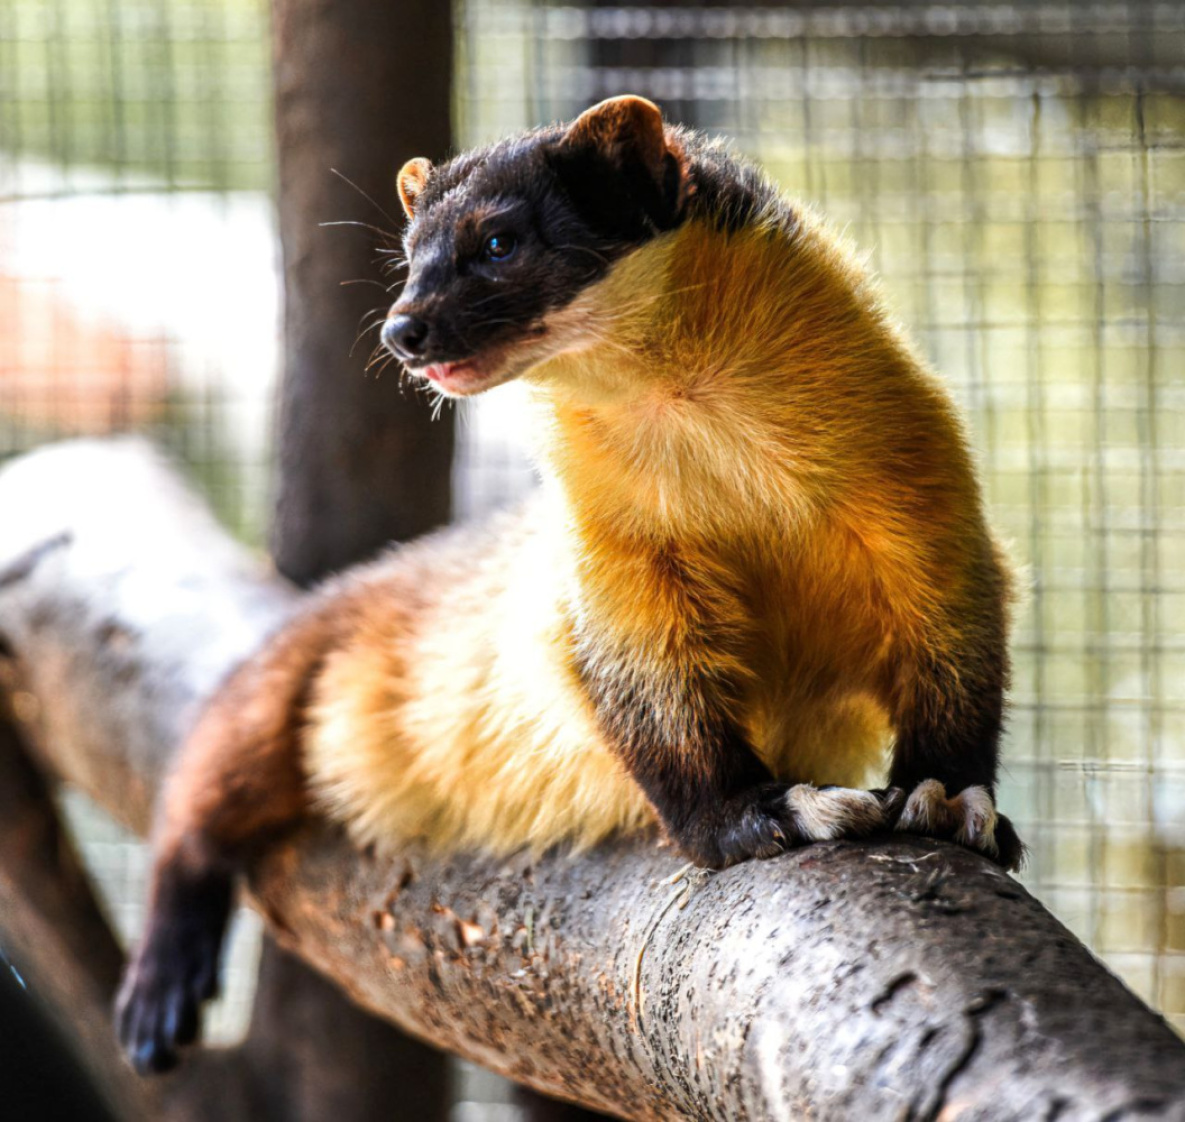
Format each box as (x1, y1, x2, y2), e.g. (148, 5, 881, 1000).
(483, 232, 517, 262)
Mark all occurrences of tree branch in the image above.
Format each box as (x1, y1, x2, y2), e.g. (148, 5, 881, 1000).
(0, 716, 149, 1120)
(1, 438, 1183, 1121)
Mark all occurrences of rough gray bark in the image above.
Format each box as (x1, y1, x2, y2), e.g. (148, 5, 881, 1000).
(1, 439, 1184, 1122)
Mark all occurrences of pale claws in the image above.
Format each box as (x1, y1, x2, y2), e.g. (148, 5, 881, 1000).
(784, 784, 887, 841)
(895, 779, 1000, 859)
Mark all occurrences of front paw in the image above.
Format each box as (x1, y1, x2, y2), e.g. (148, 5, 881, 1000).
(894, 779, 1025, 871)
(115, 870, 230, 1075)
(684, 782, 889, 869)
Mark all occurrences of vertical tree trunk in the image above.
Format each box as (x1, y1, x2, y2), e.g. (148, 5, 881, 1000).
(260, 0, 457, 1115)
(271, 0, 456, 580)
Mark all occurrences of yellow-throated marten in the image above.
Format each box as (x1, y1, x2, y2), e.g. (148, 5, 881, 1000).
(117, 96, 1022, 1073)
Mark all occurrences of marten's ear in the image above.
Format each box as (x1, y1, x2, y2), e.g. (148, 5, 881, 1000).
(564, 96, 667, 183)
(397, 157, 433, 219)
(555, 95, 690, 232)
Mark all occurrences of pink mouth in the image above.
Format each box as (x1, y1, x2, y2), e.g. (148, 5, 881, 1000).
(420, 360, 490, 395)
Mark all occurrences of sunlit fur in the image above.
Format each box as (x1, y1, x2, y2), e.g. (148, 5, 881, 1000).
(304, 201, 1011, 856)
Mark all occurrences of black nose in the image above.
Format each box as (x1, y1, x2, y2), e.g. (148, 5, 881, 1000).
(381, 314, 429, 360)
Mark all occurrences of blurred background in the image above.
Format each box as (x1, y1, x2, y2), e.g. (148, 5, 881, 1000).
(1, 0, 1182, 1113)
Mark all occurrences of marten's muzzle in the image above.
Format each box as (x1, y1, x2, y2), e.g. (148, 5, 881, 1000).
(381, 313, 429, 362)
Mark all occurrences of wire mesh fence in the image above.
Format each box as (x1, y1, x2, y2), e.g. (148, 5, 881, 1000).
(0, 0, 276, 542)
(0, 2, 1182, 1109)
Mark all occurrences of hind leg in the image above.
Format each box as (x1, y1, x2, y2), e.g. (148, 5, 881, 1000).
(116, 835, 236, 1074)
(117, 604, 338, 1073)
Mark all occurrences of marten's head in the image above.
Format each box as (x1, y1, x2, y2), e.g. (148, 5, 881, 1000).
(381, 96, 692, 397)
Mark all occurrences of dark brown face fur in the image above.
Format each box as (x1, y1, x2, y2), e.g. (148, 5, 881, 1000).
(382, 96, 779, 374)
(387, 136, 677, 366)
